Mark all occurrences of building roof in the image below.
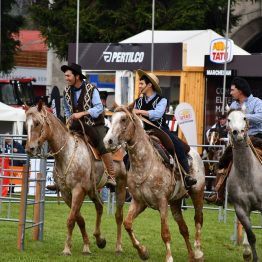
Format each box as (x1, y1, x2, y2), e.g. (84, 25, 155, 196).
(14, 30, 47, 52)
(121, 29, 250, 67)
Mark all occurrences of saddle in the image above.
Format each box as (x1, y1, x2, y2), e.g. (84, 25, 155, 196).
(147, 127, 190, 167)
(88, 144, 124, 161)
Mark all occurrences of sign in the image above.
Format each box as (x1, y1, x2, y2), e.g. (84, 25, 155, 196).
(0, 67, 47, 85)
(205, 69, 236, 76)
(68, 43, 183, 71)
(174, 103, 197, 145)
(210, 38, 234, 64)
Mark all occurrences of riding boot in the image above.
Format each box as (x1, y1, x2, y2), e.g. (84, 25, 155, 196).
(46, 183, 58, 191)
(101, 153, 116, 186)
(205, 168, 228, 205)
(179, 157, 197, 190)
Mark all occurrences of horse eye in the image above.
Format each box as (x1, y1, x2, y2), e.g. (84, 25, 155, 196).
(227, 119, 230, 123)
(121, 118, 126, 123)
(243, 117, 246, 121)
(35, 121, 39, 127)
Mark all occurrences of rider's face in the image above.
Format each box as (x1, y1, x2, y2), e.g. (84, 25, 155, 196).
(230, 85, 242, 100)
(64, 70, 78, 86)
(138, 80, 147, 94)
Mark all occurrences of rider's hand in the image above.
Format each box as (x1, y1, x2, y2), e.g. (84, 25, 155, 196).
(133, 109, 141, 115)
(72, 112, 87, 120)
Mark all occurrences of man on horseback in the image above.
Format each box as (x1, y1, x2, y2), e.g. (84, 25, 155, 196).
(205, 77, 262, 205)
(61, 63, 116, 186)
(131, 69, 197, 189)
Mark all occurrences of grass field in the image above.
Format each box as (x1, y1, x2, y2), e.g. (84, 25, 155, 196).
(0, 199, 261, 262)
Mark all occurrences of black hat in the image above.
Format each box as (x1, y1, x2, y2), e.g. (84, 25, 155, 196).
(61, 63, 86, 79)
(217, 113, 227, 119)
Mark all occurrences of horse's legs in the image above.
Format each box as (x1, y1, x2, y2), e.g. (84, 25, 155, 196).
(158, 200, 173, 262)
(89, 189, 106, 249)
(62, 188, 87, 256)
(123, 200, 148, 260)
(189, 189, 204, 261)
(76, 212, 91, 255)
(235, 206, 258, 262)
(170, 199, 194, 262)
(114, 172, 127, 254)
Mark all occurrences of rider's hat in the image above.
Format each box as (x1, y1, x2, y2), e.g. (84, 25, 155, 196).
(61, 63, 86, 79)
(137, 69, 161, 94)
(217, 113, 227, 119)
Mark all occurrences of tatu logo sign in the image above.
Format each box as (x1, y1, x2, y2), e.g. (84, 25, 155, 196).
(210, 38, 234, 64)
(178, 109, 192, 122)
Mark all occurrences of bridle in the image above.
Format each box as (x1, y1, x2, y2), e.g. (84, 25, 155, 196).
(29, 107, 68, 158)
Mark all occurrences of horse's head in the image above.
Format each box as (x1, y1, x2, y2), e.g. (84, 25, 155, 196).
(25, 102, 50, 156)
(227, 108, 248, 142)
(208, 129, 220, 146)
(104, 106, 139, 151)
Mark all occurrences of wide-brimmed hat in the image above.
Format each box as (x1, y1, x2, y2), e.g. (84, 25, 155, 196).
(61, 63, 86, 79)
(137, 69, 161, 94)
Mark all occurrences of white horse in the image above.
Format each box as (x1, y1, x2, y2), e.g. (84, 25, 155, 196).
(227, 106, 262, 262)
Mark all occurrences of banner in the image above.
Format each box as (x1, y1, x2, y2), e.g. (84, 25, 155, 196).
(174, 103, 197, 145)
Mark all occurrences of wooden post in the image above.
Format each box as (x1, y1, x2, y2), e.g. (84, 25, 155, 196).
(237, 219, 243, 245)
(17, 165, 27, 250)
(33, 173, 41, 240)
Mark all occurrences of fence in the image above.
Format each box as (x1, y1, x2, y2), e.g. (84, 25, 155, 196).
(0, 134, 261, 249)
(0, 134, 47, 250)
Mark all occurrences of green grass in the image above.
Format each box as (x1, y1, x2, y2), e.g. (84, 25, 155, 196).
(0, 200, 261, 262)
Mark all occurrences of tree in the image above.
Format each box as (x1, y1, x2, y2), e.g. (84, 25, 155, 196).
(29, 0, 240, 60)
(0, 0, 25, 73)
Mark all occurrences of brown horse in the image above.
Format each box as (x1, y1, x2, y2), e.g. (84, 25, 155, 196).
(25, 103, 127, 256)
(204, 129, 227, 192)
(104, 106, 205, 262)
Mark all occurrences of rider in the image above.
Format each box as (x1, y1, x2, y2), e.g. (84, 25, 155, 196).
(205, 77, 262, 205)
(206, 113, 228, 144)
(47, 63, 116, 191)
(131, 69, 197, 189)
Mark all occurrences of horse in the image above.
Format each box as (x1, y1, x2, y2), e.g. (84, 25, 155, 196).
(204, 129, 227, 192)
(25, 103, 127, 256)
(104, 106, 206, 262)
(226, 107, 262, 262)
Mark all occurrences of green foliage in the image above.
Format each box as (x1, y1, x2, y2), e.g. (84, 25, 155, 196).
(29, 0, 240, 60)
(0, 202, 262, 261)
(0, 0, 25, 73)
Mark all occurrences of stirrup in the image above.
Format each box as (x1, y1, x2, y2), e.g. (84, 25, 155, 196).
(184, 175, 197, 190)
(105, 174, 116, 187)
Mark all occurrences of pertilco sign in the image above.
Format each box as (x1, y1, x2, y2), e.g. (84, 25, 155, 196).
(103, 51, 144, 63)
(210, 38, 234, 64)
(68, 43, 183, 70)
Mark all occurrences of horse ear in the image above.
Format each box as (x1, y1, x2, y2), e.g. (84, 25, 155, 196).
(37, 100, 43, 112)
(225, 105, 230, 112)
(23, 104, 30, 112)
(241, 103, 246, 112)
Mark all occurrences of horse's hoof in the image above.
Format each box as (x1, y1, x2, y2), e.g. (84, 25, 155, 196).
(115, 250, 123, 256)
(243, 253, 252, 261)
(62, 251, 72, 256)
(194, 250, 204, 262)
(243, 245, 252, 261)
(97, 238, 106, 249)
(82, 251, 91, 256)
(138, 245, 149, 260)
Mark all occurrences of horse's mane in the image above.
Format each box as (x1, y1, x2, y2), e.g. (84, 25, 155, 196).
(227, 108, 244, 115)
(26, 105, 68, 133)
(114, 105, 169, 164)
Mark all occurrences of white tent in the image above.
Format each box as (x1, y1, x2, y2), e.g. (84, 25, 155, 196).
(120, 29, 250, 67)
(0, 102, 26, 135)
